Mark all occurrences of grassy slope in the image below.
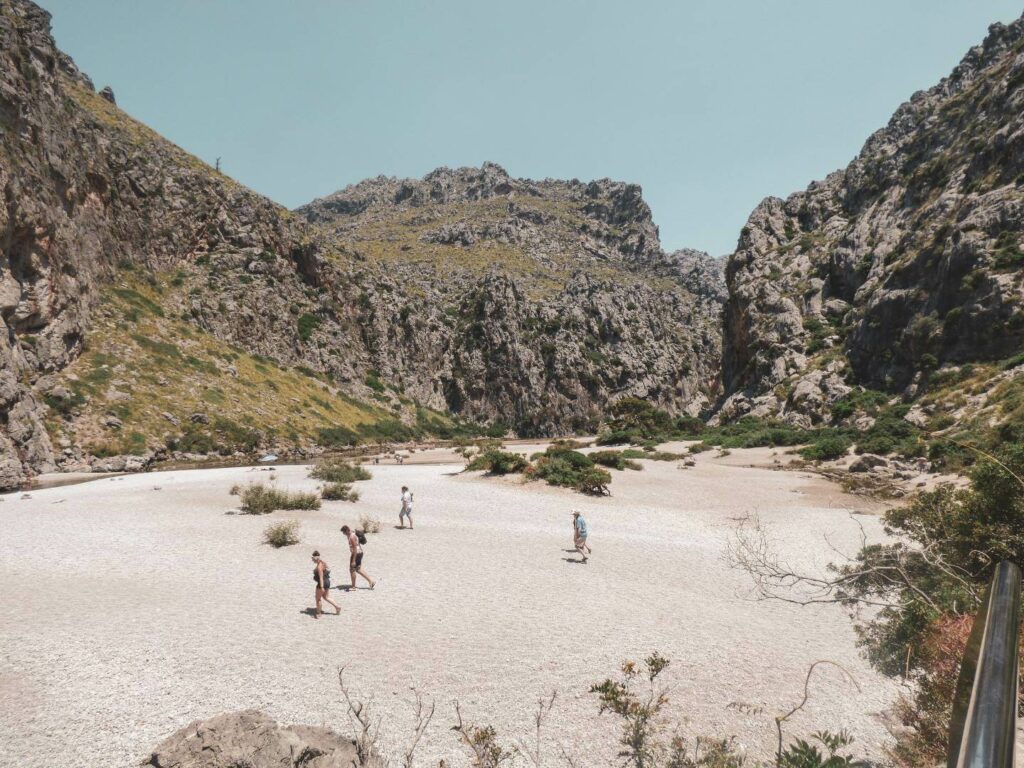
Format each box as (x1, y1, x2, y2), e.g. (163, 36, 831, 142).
(44, 271, 400, 457)
(325, 196, 680, 301)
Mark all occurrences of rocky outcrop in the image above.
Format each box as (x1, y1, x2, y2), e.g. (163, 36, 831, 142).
(722, 14, 1024, 424)
(143, 710, 369, 768)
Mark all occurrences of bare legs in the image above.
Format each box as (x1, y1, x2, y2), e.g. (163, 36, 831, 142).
(351, 564, 375, 590)
(575, 537, 591, 562)
(315, 587, 341, 617)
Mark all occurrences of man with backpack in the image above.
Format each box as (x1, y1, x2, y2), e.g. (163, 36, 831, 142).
(341, 525, 375, 590)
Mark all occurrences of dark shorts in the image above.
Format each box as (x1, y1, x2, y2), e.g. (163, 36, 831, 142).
(352, 552, 364, 569)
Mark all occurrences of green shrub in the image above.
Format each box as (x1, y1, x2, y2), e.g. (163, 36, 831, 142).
(317, 426, 359, 447)
(240, 484, 321, 514)
(595, 429, 635, 446)
(855, 412, 920, 456)
(297, 313, 321, 341)
(576, 467, 612, 495)
(310, 460, 372, 484)
(800, 434, 853, 461)
(831, 447, 1024, 767)
(321, 482, 360, 502)
(532, 446, 611, 494)
(263, 519, 301, 548)
(466, 449, 529, 474)
(358, 419, 415, 442)
(590, 450, 642, 471)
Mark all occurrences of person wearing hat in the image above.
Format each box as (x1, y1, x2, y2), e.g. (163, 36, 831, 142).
(572, 510, 591, 562)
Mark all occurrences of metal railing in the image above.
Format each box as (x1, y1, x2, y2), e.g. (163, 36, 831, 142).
(948, 560, 1022, 768)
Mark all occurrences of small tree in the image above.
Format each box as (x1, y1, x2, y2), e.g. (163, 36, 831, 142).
(591, 652, 672, 768)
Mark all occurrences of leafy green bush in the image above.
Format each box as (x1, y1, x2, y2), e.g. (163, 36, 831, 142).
(297, 313, 321, 341)
(310, 460, 372, 483)
(832, 447, 1024, 764)
(532, 446, 611, 494)
(317, 426, 359, 447)
(855, 411, 921, 456)
(263, 519, 301, 548)
(241, 484, 321, 514)
(466, 449, 529, 474)
(590, 450, 642, 471)
(358, 418, 415, 442)
(322, 482, 360, 502)
(799, 434, 853, 461)
(576, 467, 612, 495)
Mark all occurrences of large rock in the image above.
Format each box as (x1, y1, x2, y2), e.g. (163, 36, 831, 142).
(143, 710, 368, 768)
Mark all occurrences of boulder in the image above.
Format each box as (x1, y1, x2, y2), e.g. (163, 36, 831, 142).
(849, 454, 888, 473)
(142, 709, 367, 768)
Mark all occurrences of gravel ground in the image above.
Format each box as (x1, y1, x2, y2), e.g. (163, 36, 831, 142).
(0, 452, 901, 767)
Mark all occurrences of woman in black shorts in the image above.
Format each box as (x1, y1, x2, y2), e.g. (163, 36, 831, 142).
(312, 550, 341, 618)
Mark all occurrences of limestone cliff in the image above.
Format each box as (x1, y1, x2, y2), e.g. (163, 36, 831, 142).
(721, 14, 1024, 431)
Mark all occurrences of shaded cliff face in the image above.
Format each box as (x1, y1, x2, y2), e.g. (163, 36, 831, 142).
(296, 166, 725, 436)
(0, 0, 331, 487)
(721, 14, 1024, 426)
(0, 0, 723, 487)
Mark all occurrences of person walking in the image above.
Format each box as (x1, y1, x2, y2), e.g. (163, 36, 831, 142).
(311, 550, 341, 618)
(342, 525, 375, 590)
(572, 511, 591, 562)
(399, 485, 414, 529)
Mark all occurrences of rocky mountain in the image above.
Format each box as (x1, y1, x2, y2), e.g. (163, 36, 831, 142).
(295, 166, 724, 435)
(0, 0, 723, 489)
(721, 14, 1024, 435)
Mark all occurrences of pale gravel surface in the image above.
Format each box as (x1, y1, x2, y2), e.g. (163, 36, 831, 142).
(0, 452, 902, 767)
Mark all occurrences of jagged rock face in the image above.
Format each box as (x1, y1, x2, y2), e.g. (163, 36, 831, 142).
(0, 0, 724, 487)
(0, 0, 318, 487)
(722, 14, 1024, 424)
(296, 164, 725, 434)
(144, 709, 369, 768)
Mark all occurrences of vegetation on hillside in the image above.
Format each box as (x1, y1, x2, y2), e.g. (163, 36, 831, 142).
(735, 447, 1024, 765)
(43, 272, 501, 460)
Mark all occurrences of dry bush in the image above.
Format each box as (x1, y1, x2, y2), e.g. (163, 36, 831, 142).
(240, 483, 321, 514)
(263, 519, 301, 548)
(359, 513, 382, 533)
(229, 483, 241, 496)
(322, 482, 360, 502)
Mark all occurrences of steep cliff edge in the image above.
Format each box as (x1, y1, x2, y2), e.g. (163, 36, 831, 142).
(722, 14, 1024, 437)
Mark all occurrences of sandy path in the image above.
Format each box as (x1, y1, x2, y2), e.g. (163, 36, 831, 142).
(0, 455, 901, 767)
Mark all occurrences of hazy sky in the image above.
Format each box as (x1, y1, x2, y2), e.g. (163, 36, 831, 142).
(43, 1, 1022, 256)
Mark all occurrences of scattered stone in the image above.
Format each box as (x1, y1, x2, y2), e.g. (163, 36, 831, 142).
(190, 413, 209, 425)
(98, 85, 116, 104)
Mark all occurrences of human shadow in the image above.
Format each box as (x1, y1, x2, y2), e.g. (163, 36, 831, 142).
(562, 557, 587, 565)
(299, 608, 320, 619)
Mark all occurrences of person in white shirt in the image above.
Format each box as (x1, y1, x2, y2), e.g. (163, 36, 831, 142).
(399, 485, 414, 529)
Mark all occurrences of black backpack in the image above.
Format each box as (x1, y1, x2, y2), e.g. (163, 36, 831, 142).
(356, 530, 367, 545)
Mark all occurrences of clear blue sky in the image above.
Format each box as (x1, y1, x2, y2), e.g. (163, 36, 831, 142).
(42, 1, 1023, 256)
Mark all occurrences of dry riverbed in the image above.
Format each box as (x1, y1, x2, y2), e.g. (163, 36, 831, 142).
(0, 447, 902, 767)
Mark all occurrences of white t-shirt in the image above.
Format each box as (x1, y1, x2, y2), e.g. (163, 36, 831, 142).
(401, 490, 413, 509)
